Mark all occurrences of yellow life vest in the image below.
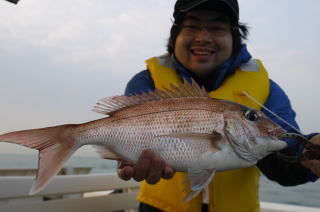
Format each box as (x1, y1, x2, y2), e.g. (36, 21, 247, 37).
(137, 54, 270, 212)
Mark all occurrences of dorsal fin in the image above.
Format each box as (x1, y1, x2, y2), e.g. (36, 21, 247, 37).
(92, 78, 208, 115)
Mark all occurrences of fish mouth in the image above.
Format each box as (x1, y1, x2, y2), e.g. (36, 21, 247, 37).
(268, 127, 287, 139)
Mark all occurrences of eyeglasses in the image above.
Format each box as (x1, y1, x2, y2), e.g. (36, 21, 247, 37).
(180, 24, 231, 37)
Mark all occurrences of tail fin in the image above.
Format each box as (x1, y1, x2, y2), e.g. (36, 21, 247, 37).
(0, 124, 78, 194)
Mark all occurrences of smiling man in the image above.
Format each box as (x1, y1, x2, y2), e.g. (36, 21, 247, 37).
(174, 10, 233, 78)
(118, 0, 320, 211)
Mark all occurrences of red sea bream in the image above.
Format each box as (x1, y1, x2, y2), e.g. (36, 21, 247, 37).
(0, 80, 288, 201)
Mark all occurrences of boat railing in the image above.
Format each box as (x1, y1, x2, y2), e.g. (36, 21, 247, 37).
(0, 169, 320, 212)
(0, 172, 140, 212)
(0, 166, 92, 176)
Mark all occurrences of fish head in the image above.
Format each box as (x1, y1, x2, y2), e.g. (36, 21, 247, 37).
(241, 108, 286, 138)
(242, 109, 288, 153)
(218, 100, 285, 138)
(216, 100, 287, 151)
(213, 101, 288, 162)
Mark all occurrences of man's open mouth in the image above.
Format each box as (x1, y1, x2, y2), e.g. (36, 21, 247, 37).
(191, 48, 215, 56)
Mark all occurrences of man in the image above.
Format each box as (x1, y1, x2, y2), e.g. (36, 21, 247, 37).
(118, 0, 320, 211)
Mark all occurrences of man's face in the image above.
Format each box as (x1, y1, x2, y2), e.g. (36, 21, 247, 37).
(174, 10, 233, 78)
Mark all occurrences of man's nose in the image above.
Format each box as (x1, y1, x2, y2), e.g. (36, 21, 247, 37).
(194, 28, 212, 42)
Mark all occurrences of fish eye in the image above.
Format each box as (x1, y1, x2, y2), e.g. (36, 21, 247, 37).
(244, 109, 259, 121)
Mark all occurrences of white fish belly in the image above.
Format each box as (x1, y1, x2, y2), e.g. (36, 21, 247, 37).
(205, 146, 256, 171)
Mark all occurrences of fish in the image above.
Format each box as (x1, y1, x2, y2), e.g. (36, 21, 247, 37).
(0, 79, 288, 202)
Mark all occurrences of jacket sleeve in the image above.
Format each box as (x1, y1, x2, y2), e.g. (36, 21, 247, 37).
(125, 70, 155, 96)
(257, 79, 318, 185)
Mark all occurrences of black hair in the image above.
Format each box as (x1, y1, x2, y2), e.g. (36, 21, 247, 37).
(167, 2, 249, 57)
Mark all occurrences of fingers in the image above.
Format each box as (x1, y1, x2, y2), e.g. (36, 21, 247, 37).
(145, 154, 165, 184)
(133, 150, 154, 182)
(117, 149, 175, 184)
(301, 160, 320, 176)
(310, 134, 320, 143)
(301, 134, 320, 176)
(117, 162, 134, 181)
(162, 165, 175, 179)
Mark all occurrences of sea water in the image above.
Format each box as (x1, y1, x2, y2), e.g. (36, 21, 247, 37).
(0, 154, 319, 208)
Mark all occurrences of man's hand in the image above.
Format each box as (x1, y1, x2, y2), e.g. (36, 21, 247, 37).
(301, 134, 320, 176)
(117, 149, 175, 184)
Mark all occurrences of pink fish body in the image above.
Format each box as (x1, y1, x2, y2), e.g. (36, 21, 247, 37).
(0, 80, 287, 201)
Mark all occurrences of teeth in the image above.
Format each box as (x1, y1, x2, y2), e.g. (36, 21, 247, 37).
(192, 50, 213, 55)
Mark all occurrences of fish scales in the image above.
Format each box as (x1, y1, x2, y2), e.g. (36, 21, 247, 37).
(74, 97, 225, 168)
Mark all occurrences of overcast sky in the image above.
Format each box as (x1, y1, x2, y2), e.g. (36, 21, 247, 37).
(0, 0, 319, 156)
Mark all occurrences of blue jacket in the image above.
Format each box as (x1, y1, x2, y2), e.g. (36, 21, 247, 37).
(125, 46, 318, 184)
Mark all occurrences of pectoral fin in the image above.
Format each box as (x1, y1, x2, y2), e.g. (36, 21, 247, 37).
(184, 168, 216, 202)
(93, 145, 123, 161)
